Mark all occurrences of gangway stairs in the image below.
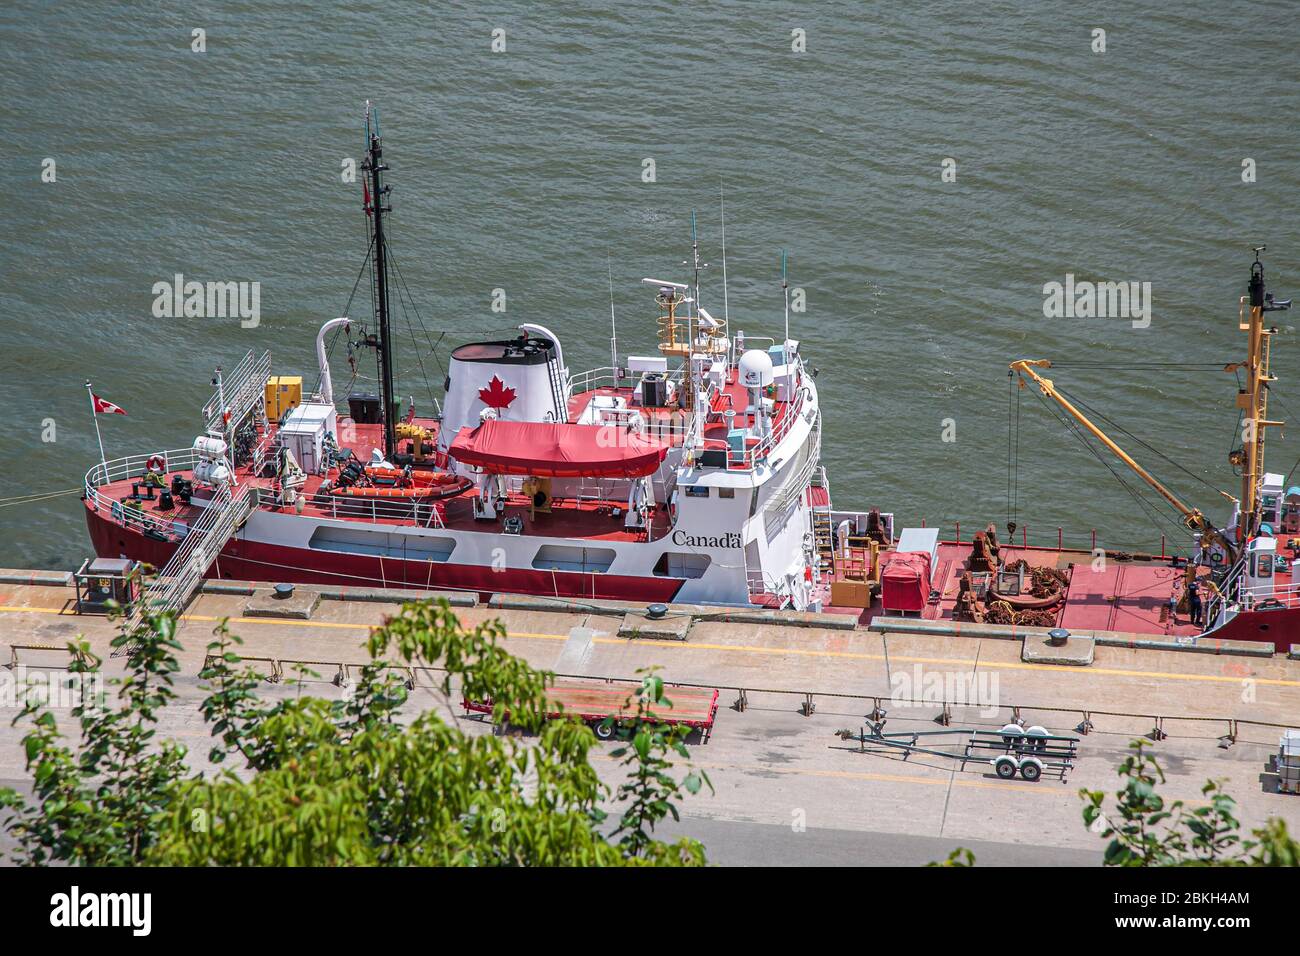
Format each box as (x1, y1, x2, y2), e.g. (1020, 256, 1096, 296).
(203, 348, 271, 436)
(118, 485, 256, 649)
(811, 508, 834, 564)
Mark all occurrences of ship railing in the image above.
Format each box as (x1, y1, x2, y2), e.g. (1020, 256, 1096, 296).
(729, 361, 811, 470)
(570, 364, 689, 397)
(762, 420, 822, 543)
(202, 348, 272, 435)
(251, 428, 281, 479)
(84, 448, 207, 538)
(1239, 578, 1300, 610)
(557, 475, 630, 505)
(317, 491, 446, 530)
(902, 518, 1196, 560)
(745, 568, 776, 601)
(1203, 556, 1248, 626)
(568, 366, 623, 395)
(84, 440, 451, 539)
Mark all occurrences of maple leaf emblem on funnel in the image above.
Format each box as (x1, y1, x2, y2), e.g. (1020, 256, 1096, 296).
(478, 375, 516, 410)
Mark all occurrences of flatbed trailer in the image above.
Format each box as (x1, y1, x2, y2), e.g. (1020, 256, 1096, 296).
(835, 720, 1080, 782)
(463, 679, 721, 741)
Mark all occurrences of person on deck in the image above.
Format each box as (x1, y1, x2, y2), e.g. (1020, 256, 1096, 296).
(1187, 579, 1203, 627)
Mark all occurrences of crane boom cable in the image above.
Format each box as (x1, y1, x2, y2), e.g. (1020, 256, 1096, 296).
(1054, 382, 1229, 498)
(1011, 361, 1202, 523)
(1027, 386, 1188, 545)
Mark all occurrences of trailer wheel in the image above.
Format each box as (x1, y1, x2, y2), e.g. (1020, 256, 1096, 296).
(994, 757, 1018, 779)
(1019, 759, 1043, 782)
(592, 719, 617, 741)
(1026, 726, 1049, 751)
(999, 723, 1025, 740)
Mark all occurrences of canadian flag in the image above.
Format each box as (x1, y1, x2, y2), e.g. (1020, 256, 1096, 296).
(91, 393, 127, 416)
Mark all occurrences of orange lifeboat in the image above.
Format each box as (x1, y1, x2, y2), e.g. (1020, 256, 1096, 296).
(362, 467, 464, 488)
(328, 466, 470, 501)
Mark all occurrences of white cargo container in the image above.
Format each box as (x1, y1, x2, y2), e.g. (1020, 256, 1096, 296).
(279, 402, 337, 474)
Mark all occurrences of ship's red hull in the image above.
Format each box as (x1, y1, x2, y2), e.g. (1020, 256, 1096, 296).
(85, 506, 684, 604)
(85, 505, 1300, 647)
(1197, 606, 1300, 648)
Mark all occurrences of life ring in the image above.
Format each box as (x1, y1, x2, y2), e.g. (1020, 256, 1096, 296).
(145, 454, 167, 475)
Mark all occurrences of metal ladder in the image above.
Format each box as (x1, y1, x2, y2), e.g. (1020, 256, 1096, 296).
(122, 485, 256, 640)
(1203, 555, 1248, 630)
(203, 349, 271, 435)
(811, 509, 834, 561)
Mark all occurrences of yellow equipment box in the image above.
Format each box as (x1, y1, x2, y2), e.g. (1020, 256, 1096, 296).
(265, 376, 302, 419)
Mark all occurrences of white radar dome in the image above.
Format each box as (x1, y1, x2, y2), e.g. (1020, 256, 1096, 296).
(738, 349, 775, 388)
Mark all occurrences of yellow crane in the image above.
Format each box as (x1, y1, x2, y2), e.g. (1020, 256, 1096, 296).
(1010, 249, 1292, 586)
(1009, 358, 1239, 568)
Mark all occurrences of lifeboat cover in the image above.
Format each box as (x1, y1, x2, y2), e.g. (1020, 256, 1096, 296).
(448, 419, 668, 478)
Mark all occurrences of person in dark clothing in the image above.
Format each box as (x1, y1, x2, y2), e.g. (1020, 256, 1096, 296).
(1187, 579, 1203, 627)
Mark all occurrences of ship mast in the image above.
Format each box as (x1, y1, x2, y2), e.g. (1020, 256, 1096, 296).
(1231, 248, 1289, 542)
(1010, 251, 1292, 565)
(362, 104, 397, 459)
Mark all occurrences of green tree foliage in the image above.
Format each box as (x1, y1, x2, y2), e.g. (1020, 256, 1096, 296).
(927, 847, 975, 867)
(1081, 739, 1300, 867)
(0, 598, 709, 866)
(933, 739, 1300, 867)
(606, 669, 713, 857)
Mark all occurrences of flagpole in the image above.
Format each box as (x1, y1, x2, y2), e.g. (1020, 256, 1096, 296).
(86, 381, 108, 473)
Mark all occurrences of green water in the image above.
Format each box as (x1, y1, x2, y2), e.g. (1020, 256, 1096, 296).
(2, 1, 1298, 568)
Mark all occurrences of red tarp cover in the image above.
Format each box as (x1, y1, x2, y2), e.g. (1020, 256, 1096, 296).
(448, 419, 668, 478)
(880, 551, 932, 613)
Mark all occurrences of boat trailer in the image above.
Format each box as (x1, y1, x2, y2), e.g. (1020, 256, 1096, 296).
(835, 719, 1080, 782)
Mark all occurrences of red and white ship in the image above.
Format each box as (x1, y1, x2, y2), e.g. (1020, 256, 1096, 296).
(83, 111, 1300, 648)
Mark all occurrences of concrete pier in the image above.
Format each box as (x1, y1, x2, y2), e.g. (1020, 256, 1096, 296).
(2, 570, 1298, 865)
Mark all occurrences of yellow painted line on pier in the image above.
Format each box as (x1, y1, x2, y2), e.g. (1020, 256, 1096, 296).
(3, 603, 1297, 689)
(510, 631, 1300, 689)
(186, 614, 373, 631)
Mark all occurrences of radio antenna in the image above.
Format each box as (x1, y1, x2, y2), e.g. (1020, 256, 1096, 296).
(607, 253, 618, 371)
(720, 185, 731, 365)
(782, 248, 790, 348)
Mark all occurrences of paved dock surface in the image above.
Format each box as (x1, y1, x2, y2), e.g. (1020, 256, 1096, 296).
(1, 580, 1297, 866)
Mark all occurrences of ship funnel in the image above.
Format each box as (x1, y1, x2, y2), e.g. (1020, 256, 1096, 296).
(437, 331, 568, 464)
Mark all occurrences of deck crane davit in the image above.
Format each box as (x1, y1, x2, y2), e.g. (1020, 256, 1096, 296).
(1011, 249, 1292, 616)
(1010, 357, 1238, 597)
